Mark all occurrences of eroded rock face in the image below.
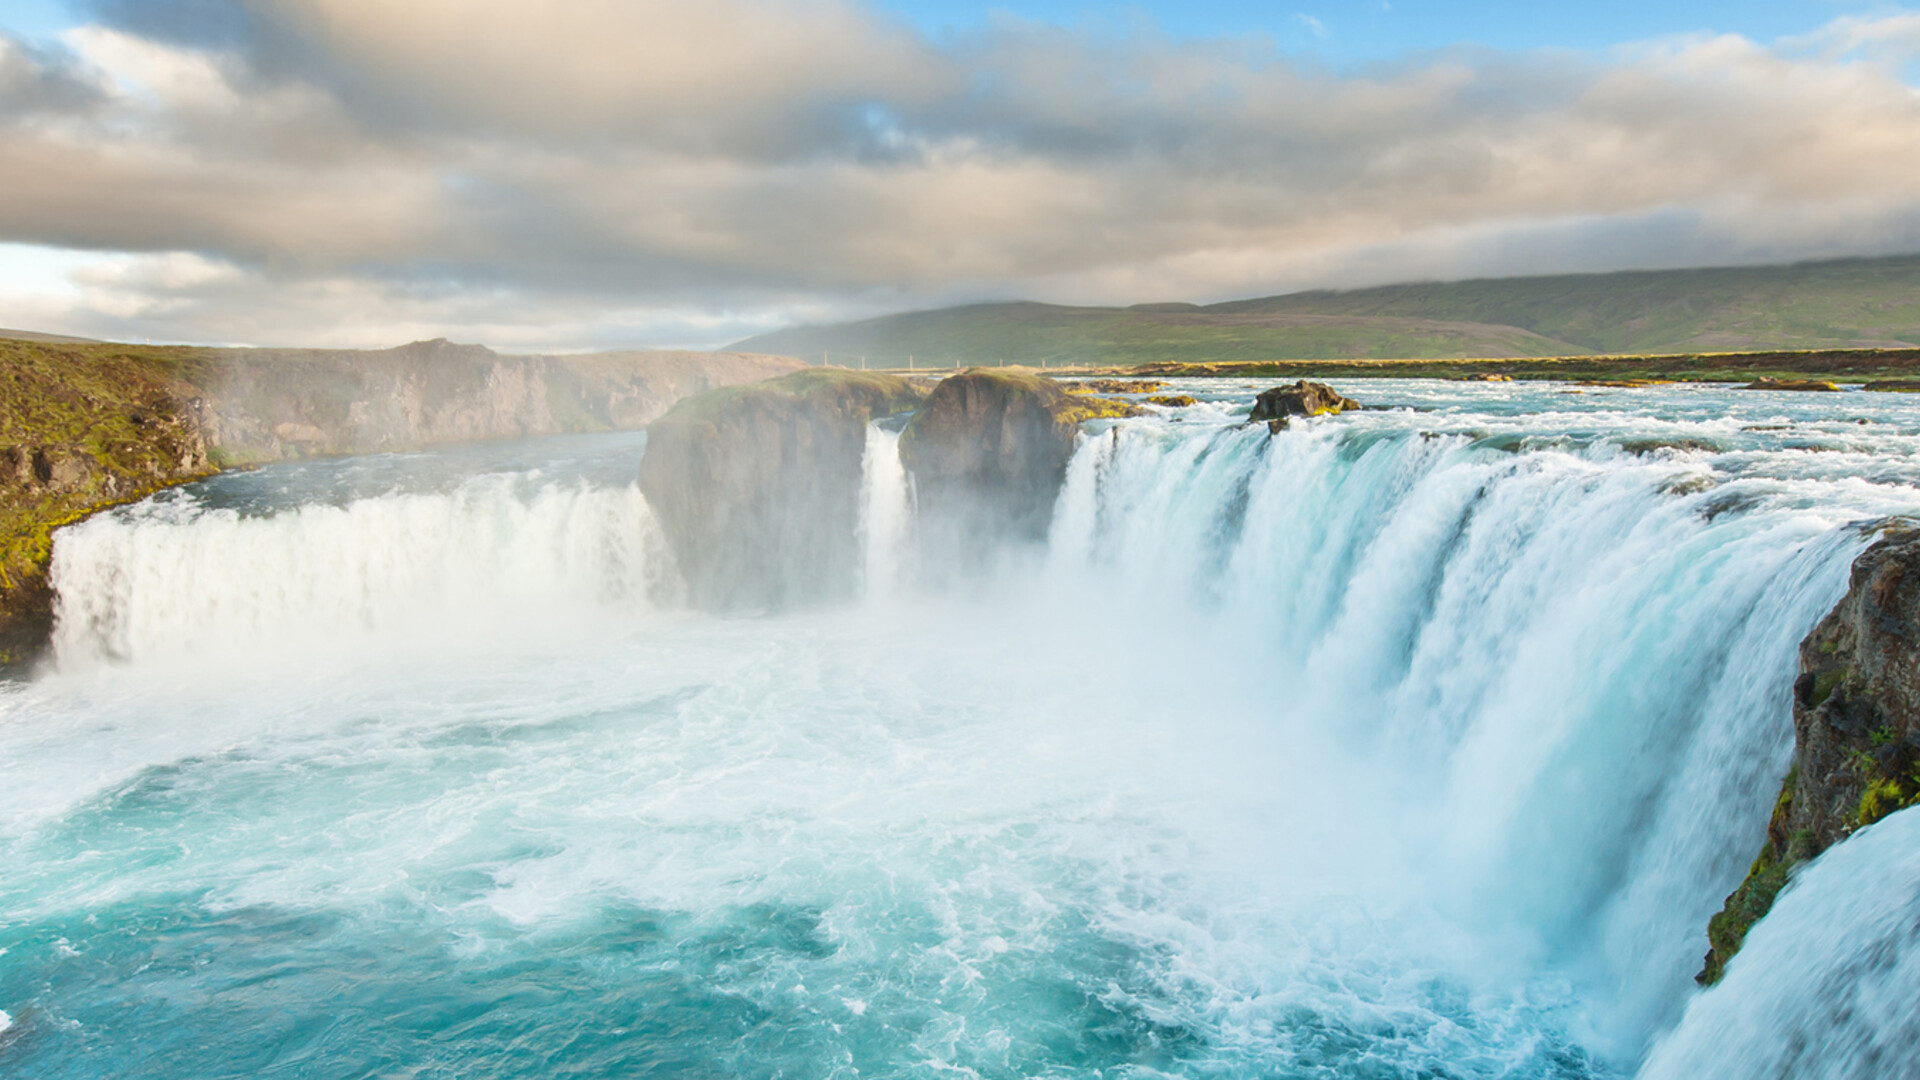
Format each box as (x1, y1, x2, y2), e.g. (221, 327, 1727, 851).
(638, 370, 924, 612)
(1700, 528, 1920, 983)
(1248, 381, 1363, 431)
(202, 340, 804, 462)
(899, 369, 1134, 570)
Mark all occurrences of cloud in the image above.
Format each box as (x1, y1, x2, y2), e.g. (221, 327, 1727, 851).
(3, 1, 1920, 347)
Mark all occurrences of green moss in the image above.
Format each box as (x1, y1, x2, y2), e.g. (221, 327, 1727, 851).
(1699, 769, 1799, 985)
(1857, 779, 1911, 828)
(1058, 395, 1143, 423)
(1810, 668, 1846, 707)
(1, 339, 223, 665)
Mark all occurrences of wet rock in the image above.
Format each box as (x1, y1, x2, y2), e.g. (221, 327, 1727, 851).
(900, 369, 1135, 571)
(1741, 377, 1839, 392)
(1464, 372, 1513, 382)
(1146, 394, 1199, 407)
(638, 369, 924, 612)
(1248, 381, 1363, 432)
(1699, 526, 1920, 983)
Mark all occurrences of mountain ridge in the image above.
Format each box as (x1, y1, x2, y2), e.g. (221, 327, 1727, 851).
(730, 254, 1920, 367)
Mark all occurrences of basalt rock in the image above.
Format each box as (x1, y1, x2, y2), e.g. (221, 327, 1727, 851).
(900, 369, 1136, 572)
(638, 369, 924, 612)
(1699, 527, 1920, 983)
(1249, 381, 1363, 432)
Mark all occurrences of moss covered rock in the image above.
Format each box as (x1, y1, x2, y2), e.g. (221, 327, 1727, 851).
(1741, 377, 1839, 392)
(638, 369, 924, 612)
(0, 342, 217, 668)
(1698, 526, 1920, 982)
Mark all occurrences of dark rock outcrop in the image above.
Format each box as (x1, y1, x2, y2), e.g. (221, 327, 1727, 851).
(638, 370, 924, 612)
(899, 369, 1135, 570)
(1249, 381, 1363, 431)
(1699, 527, 1920, 983)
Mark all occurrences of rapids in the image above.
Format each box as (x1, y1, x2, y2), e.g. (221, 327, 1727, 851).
(4, 381, 1920, 1077)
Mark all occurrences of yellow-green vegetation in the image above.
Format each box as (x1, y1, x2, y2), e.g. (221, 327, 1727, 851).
(731, 255, 1920, 367)
(0, 339, 219, 666)
(1701, 770, 1814, 986)
(1744, 377, 1838, 391)
(1062, 379, 1166, 395)
(1147, 395, 1199, 407)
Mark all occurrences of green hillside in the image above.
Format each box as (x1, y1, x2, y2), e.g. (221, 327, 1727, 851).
(730, 255, 1920, 367)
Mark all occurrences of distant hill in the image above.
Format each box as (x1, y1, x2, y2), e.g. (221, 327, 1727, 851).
(729, 255, 1920, 367)
(0, 328, 100, 344)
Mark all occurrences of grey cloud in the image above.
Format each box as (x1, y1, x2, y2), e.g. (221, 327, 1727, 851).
(0, 36, 107, 115)
(5, 2, 1920, 348)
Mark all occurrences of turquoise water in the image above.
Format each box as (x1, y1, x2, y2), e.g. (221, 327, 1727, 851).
(6, 381, 1920, 1077)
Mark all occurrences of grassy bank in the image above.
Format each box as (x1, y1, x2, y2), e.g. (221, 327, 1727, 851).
(0, 340, 218, 666)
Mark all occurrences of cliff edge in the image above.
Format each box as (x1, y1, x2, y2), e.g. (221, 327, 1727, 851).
(1700, 528, 1920, 982)
(0, 337, 803, 666)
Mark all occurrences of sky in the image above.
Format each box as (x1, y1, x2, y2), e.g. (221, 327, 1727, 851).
(1, 0, 1918, 350)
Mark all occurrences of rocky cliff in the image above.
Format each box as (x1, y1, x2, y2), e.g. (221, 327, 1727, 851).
(637, 369, 924, 611)
(898, 369, 1135, 572)
(0, 343, 215, 665)
(194, 339, 802, 462)
(0, 337, 803, 666)
(1700, 527, 1920, 983)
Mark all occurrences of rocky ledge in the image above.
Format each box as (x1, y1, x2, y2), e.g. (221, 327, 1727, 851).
(638, 370, 925, 611)
(1700, 527, 1920, 983)
(638, 367, 1138, 603)
(900, 370, 1136, 572)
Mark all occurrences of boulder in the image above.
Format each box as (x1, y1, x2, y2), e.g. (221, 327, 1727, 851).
(637, 369, 924, 612)
(900, 369, 1135, 570)
(1699, 526, 1920, 983)
(1249, 381, 1363, 432)
(1741, 377, 1839, 392)
(1147, 395, 1198, 408)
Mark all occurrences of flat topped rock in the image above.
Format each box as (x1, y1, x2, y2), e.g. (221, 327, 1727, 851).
(901, 369, 1136, 572)
(638, 368, 924, 612)
(1742, 377, 1839, 391)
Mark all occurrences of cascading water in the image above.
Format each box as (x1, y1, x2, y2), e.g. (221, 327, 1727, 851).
(4, 383, 1920, 1078)
(858, 422, 912, 600)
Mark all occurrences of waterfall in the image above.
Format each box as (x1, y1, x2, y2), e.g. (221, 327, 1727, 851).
(1038, 415, 1879, 1054)
(23, 389, 1920, 1076)
(1639, 805, 1920, 1080)
(50, 474, 675, 667)
(858, 422, 911, 600)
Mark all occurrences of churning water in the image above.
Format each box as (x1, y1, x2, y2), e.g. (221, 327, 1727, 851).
(5, 383, 1920, 1078)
